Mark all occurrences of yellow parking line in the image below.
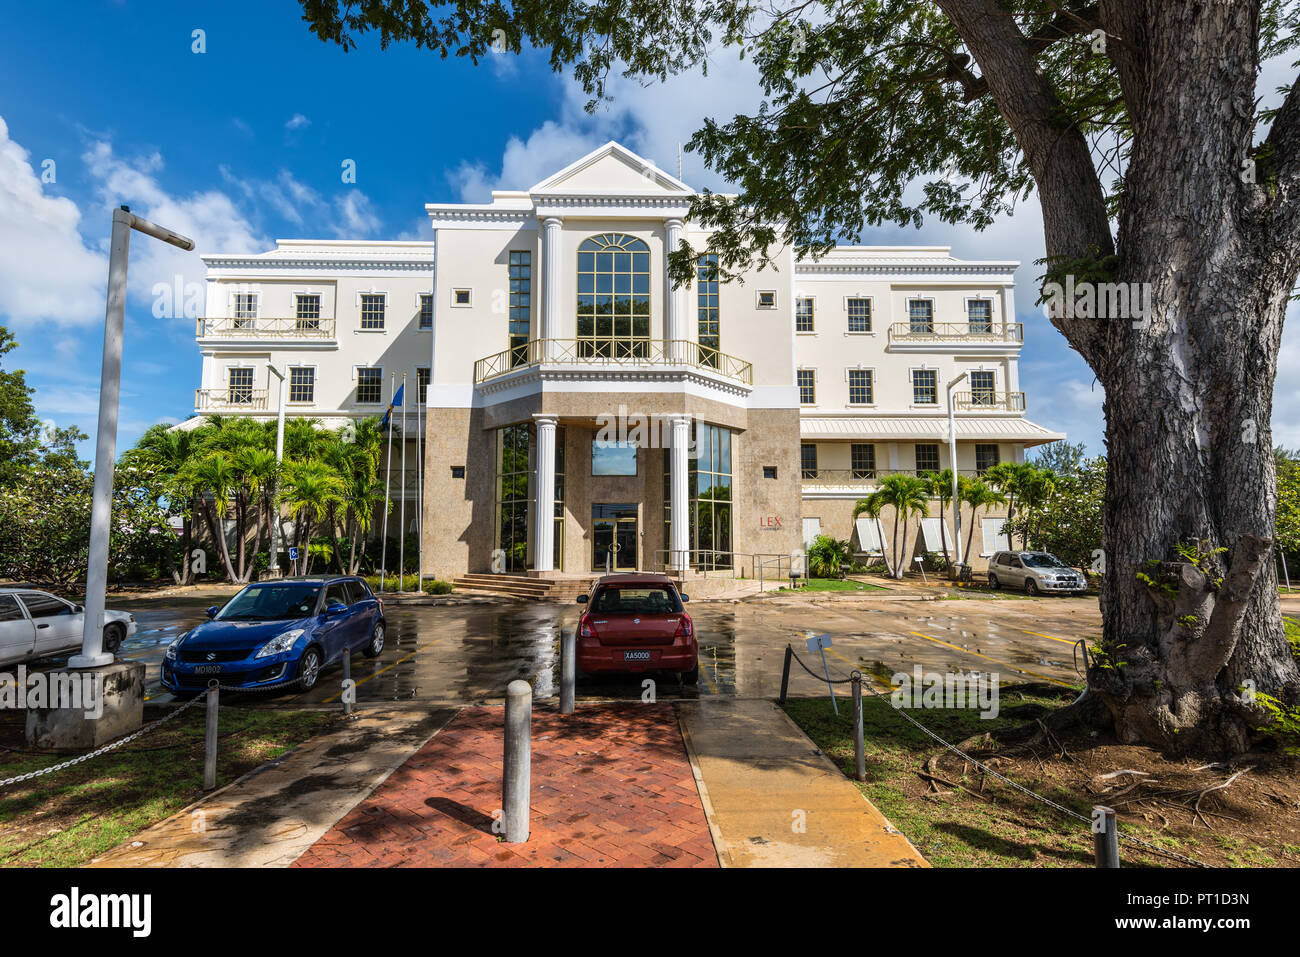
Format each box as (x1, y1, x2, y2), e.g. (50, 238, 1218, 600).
(699, 661, 719, 694)
(1020, 628, 1087, 648)
(909, 631, 1075, 688)
(323, 646, 425, 703)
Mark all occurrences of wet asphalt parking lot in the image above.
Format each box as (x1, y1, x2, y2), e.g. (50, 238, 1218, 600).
(96, 592, 1106, 708)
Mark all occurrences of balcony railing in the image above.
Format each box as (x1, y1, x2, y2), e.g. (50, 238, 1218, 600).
(195, 388, 269, 412)
(473, 338, 753, 387)
(889, 322, 1023, 343)
(800, 468, 984, 488)
(952, 390, 1026, 412)
(196, 317, 337, 339)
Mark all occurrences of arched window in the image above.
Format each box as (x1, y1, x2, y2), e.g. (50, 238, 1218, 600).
(576, 233, 651, 358)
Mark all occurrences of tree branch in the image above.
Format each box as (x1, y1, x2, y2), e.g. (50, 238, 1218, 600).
(1264, 72, 1300, 248)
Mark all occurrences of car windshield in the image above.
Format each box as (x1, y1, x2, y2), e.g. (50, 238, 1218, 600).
(1022, 554, 1068, 569)
(217, 583, 321, 621)
(591, 586, 682, 614)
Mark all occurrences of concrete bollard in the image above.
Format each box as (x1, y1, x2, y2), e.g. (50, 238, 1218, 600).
(851, 673, 866, 782)
(341, 647, 353, 716)
(502, 679, 532, 843)
(1093, 805, 1120, 868)
(559, 626, 575, 715)
(203, 681, 219, 791)
(779, 645, 793, 704)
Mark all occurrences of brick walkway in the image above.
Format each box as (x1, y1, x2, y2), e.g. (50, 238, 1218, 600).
(293, 703, 718, 867)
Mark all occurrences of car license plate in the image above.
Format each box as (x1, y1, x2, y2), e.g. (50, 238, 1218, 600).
(194, 664, 222, 674)
(623, 650, 652, 662)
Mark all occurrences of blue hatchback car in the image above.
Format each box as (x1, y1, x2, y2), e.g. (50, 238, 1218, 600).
(161, 576, 385, 694)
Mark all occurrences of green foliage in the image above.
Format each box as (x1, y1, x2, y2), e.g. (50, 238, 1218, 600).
(1250, 689, 1300, 755)
(1004, 456, 1105, 573)
(806, 534, 851, 578)
(1273, 447, 1300, 556)
(854, 473, 929, 579)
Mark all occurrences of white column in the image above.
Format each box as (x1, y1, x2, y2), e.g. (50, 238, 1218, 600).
(541, 217, 563, 360)
(534, 415, 558, 573)
(664, 218, 684, 361)
(670, 414, 691, 572)
(1003, 283, 1020, 398)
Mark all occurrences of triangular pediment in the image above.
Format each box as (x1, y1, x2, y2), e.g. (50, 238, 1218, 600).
(530, 141, 692, 195)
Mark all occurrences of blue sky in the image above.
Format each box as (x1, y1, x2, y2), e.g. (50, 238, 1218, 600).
(1, 0, 1296, 462)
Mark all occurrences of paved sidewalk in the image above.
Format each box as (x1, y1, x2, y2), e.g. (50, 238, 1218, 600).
(678, 698, 928, 867)
(87, 707, 456, 867)
(293, 703, 717, 867)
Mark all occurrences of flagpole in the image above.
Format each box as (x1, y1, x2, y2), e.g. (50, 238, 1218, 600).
(398, 373, 407, 593)
(380, 372, 394, 593)
(416, 370, 424, 594)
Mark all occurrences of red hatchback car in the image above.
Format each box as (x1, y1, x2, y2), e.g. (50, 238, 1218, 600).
(576, 574, 698, 684)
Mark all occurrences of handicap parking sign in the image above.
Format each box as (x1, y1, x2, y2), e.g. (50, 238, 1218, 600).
(288, 547, 299, 561)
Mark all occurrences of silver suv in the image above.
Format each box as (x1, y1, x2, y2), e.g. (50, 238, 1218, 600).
(986, 551, 1086, 595)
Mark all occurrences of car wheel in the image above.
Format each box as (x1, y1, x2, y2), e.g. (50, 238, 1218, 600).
(297, 647, 323, 691)
(103, 623, 124, 654)
(681, 662, 700, 685)
(362, 621, 385, 658)
(1025, 579, 1038, 596)
(987, 573, 1000, 590)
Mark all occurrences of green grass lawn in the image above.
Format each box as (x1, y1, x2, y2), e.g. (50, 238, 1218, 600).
(0, 708, 335, 867)
(782, 690, 1218, 868)
(778, 577, 889, 593)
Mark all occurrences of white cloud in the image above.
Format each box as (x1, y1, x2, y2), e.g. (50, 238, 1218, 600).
(331, 190, 382, 237)
(285, 113, 312, 131)
(0, 116, 106, 325)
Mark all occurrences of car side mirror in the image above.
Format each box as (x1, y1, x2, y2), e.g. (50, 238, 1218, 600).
(325, 602, 349, 616)
(74, 604, 84, 613)
(205, 606, 220, 619)
(576, 595, 588, 604)
(680, 594, 690, 603)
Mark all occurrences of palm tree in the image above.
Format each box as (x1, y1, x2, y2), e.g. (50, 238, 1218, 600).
(233, 446, 279, 580)
(279, 460, 345, 575)
(182, 451, 239, 581)
(854, 474, 930, 579)
(123, 424, 201, 584)
(959, 479, 1007, 564)
(921, 469, 959, 568)
(983, 462, 1033, 542)
(1013, 467, 1057, 549)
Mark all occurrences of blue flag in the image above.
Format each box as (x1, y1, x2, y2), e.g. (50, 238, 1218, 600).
(381, 383, 404, 429)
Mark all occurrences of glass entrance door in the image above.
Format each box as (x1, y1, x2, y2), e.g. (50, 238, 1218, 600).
(592, 504, 638, 571)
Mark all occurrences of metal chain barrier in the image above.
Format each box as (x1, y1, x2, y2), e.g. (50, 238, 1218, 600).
(0, 691, 206, 790)
(785, 645, 1208, 869)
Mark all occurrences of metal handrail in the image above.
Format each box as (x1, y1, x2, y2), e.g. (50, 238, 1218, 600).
(473, 338, 754, 387)
(649, 549, 793, 582)
(888, 322, 1023, 342)
(952, 390, 1026, 412)
(195, 388, 269, 411)
(196, 317, 338, 339)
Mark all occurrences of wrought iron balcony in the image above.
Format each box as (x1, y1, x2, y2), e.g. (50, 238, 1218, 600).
(195, 388, 269, 412)
(952, 390, 1026, 412)
(473, 338, 753, 387)
(196, 317, 337, 340)
(800, 468, 983, 488)
(888, 322, 1023, 343)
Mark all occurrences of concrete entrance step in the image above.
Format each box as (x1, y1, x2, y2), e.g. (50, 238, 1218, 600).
(450, 574, 597, 601)
(676, 698, 928, 867)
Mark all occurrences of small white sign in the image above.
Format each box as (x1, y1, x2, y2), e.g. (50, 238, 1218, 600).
(805, 634, 832, 653)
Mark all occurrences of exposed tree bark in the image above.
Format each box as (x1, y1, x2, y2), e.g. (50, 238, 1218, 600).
(942, 0, 1300, 754)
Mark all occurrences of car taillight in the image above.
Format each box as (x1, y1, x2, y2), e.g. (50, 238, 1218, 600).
(579, 613, 597, 638)
(675, 614, 693, 638)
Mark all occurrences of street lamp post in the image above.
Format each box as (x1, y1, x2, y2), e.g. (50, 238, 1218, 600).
(70, 206, 194, 668)
(266, 364, 287, 576)
(945, 371, 969, 574)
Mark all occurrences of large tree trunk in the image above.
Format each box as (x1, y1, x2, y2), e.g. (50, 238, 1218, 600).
(945, 0, 1300, 754)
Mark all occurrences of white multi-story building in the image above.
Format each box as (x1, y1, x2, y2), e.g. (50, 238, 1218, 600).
(188, 142, 1063, 582)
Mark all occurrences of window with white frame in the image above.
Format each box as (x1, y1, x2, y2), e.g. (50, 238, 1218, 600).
(356, 367, 383, 404)
(912, 368, 938, 405)
(851, 443, 876, 479)
(795, 297, 815, 332)
(233, 293, 258, 330)
(416, 367, 430, 404)
(419, 294, 433, 329)
(288, 367, 315, 403)
(295, 294, 321, 330)
(969, 369, 996, 405)
(359, 294, 386, 330)
(967, 298, 993, 333)
(801, 443, 818, 478)
(848, 369, 874, 405)
(797, 369, 816, 404)
(975, 443, 1000, 473)
(451, 288, 472, 307)
(915, 443, 940, 474)
(227, 367, 254, 404)
(756, 290, 777, 309)
(908, 298, 934, 333)
(847, 297, 872, 333)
